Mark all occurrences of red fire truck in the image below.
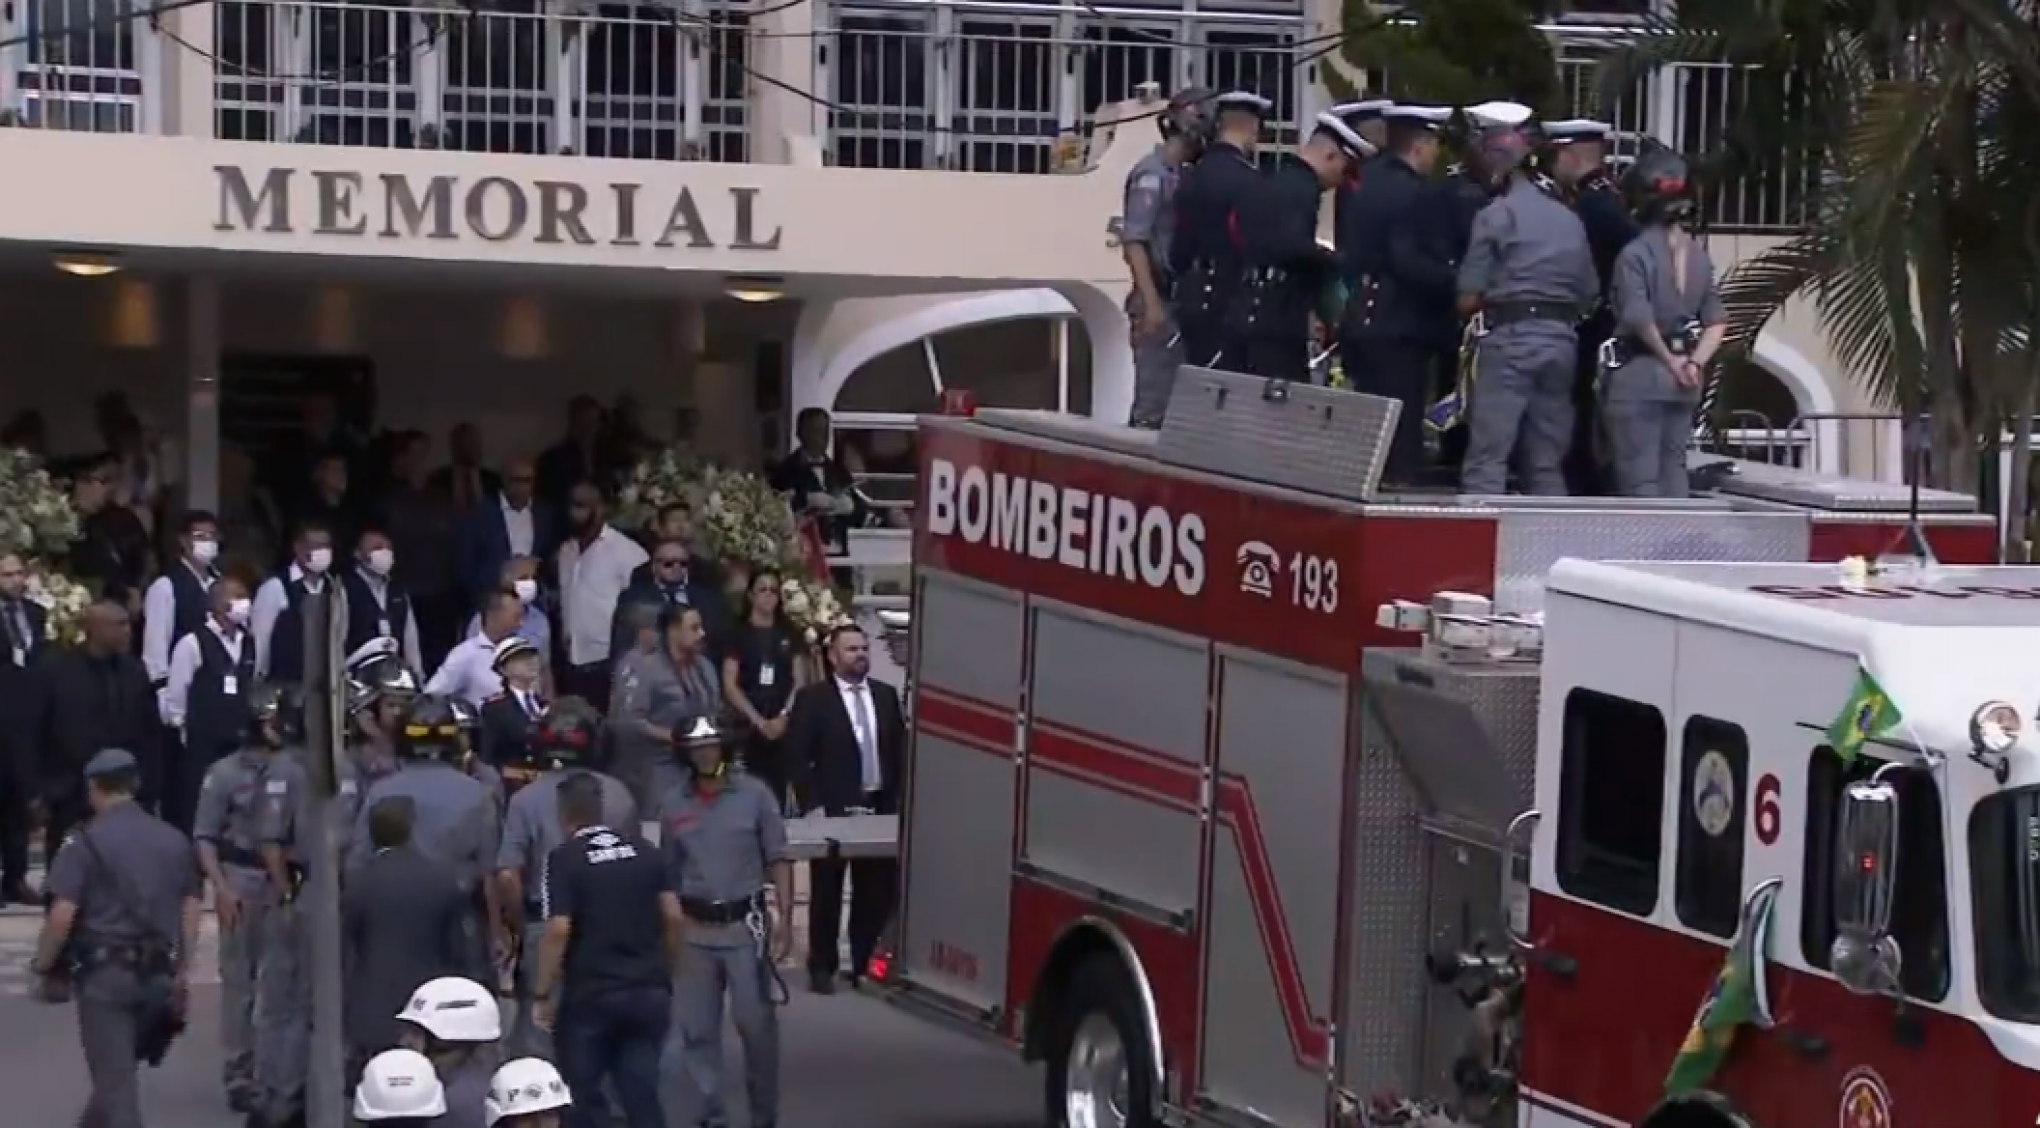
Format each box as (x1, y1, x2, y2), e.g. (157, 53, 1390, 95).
(883, 392, 2020, 1128)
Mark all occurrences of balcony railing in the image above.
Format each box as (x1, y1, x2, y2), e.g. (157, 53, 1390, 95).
(0, 0, 1814, 233)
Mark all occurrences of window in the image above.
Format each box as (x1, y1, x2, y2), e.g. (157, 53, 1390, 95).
(1968, 787, 2040, 1021)
(1674, 716, 1749, 938)
(1800, 745, 1949, 1002)
(1555, 689, 1668, 916)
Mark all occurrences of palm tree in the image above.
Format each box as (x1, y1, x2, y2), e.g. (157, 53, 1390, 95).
(1322, 0, 1561, 111)
(1600, 0, 2040, 552)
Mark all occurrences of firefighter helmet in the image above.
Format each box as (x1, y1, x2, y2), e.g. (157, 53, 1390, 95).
(1621, 142, 1695, 224)
(394, 694, 466, 761)
(1158, 86, 1216, 148)
(246, 682, 304, 746)
(532, 697, 601, 767)
(346, 637, 420, 716)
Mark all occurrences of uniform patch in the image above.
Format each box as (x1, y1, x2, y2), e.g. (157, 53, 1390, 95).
(1691, 750, 1736, 837)
(1839, 1066, 1892, 1128)
(265, 780, 288, 795)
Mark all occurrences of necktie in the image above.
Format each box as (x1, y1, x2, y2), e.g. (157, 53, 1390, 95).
(523, 692, 543, 720)
(3, 602, 24, 656)
(851, 683, 879, 791)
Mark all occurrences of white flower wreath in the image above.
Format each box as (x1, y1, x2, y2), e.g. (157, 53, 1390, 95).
(0, 445, 88, 644)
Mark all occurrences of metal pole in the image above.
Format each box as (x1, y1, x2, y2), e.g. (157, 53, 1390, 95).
(303, 585, 348, 1128)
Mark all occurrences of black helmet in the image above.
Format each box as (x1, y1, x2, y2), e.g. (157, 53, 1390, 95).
(395, 694, 466, 761)
(532, 697, 602, 767)
(1621, 143, 1695, 224)
(347, 646, 420, 717)
(1158, 86, 1215, 147)
(246, 683, 304, 746)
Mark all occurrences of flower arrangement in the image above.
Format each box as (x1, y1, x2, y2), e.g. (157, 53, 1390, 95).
(0, 445, 88, 645)
(25, 565, 92, 645)
(615, 444, 701, 530)
(689, 465, 806, 575)
(780, 574, 853, 647)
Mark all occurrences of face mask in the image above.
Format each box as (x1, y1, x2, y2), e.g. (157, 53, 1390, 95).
(190, 538, 219, 566)
(305, 547, 332, 574)
(365, 548, 395, 575)
(226, 598, 251, 626)
(513, 578, 539, 604)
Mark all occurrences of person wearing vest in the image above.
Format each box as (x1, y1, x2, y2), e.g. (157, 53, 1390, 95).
(158, 572, 259, 835)
(343, 527, 425, 676)
(252, 521, 335, 685)
(140, 511, 222, 688)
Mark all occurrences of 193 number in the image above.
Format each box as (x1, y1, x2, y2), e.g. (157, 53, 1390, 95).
(1755, 773, 1782, 845)
(1288, 552, 1340, 613)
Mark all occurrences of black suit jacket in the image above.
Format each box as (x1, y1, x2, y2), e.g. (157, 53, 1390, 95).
(36, 647, 161, 800)
(784, 677, 905, 813)
(0, 601, 48, 782)
(456, 493, 562, 605)
(478, 692, 539, 768)
(341, 846, 474, 1051)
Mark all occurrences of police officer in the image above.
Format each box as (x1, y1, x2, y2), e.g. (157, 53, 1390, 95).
(345, 637, 422, 798)
(1455, 104, 1600, 496)
(1122, 86, 1213, 428)
(1338, 103, 1456, 485)
(1168, 90, 1271, 369)
(249, 685, 323, 1128)
(345, 694, 504, 974)
(32, 749, 200, 1128)
(1230, 104, 1376, 380)
(449, 696, 508, 813)
(662, 720, 791, 1128)
(612, 603, 722, 817)
(1542, 119, 1640, 495)
(192, 678, 297, 1114)
(1605, 145, 1725, 498)
(494, 698, 636, 1059)
(1424, 107, 1525, 475)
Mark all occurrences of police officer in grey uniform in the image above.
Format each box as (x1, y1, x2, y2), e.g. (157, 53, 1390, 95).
(1121, 86, 1212, 428)
(193, 682, 299, 1113)
(1604, 145, 1725, 498)
(248, 685, 323, 1128)
(662, 720, 792, 1128)
(612, 603, 722, 817)
(1455, 102, 1600, 496)
(345, 694, 504, 978)
(494, 698, 636, 1059)
(344, 637, 420, 798)
(32, 749, 201, 1128)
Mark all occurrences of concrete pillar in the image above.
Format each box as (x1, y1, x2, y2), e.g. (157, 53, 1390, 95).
(746, 0, 822, 166)
(184, 277, 222, 513)
(158, 1, 218, 136)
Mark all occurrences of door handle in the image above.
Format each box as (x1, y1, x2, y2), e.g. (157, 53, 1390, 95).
(1777, 1027, 1827, 1061)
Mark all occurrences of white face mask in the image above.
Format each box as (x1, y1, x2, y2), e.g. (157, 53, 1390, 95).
(365, 548, 395, 575)
(305, 547, 332, 574)
(513, 578, 539, 605)
(226, 598, 251, 626)
(190, 537, 219, 566)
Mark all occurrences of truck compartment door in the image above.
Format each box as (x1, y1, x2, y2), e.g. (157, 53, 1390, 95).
(898, 571, 1025, 1013)
(1200, 649, 1347, 1126)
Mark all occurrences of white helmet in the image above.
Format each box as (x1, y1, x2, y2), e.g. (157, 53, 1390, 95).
(485, 1057, 574, 1125)
(396, 976, 503, 1043)
(353, 1049, 448, 1120)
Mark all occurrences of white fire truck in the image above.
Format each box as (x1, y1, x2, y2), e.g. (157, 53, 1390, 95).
(882, 375, 2031, 1128)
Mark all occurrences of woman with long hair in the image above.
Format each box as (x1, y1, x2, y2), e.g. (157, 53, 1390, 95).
(721, 567, 803, 806)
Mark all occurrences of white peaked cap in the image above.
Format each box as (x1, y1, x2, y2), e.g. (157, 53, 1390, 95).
(1545, 118, 1614, 141)
(1314, 111, 1377, 158)
(1213, 90, 1273, 114)
(1463, 100, 1535, 129)
(1382, 104, 1453, 127)
(346, 636, 400, 669)
(1331, 99, 1394, 118)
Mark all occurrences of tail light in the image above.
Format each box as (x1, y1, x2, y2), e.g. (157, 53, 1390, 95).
(941, 389, 979, 416)
(867, 950, 893, 981)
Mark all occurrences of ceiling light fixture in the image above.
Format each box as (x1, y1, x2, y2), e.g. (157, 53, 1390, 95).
(54, 251, 122, 277)
(725, 276, 785, 303)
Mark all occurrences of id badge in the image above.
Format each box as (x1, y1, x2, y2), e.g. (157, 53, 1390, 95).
(759, 663, 777, 688)
(222, 675, 240, 696)
(377, 618, 392, 636)
(9, 647, 22, 667)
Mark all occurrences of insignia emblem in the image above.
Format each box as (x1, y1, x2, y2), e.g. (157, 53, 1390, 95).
(1692, 750, 1736, 837)
(1839, 1066, 1892, 1128)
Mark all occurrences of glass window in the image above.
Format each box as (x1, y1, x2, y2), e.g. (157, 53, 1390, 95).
(1969, 786, 2040, 1020)
(1674, 716, 1749, 938)
(1800, 746, 1950, 1001)
(1555, 689, 1668, 916)
(835, 343, 937, 415)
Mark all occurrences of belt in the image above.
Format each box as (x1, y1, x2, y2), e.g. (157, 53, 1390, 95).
(1483, 301, 1577, 327)
(214, 842, 265, 870)
(76, 939, 174, 975)
(679, 892, 765, 926)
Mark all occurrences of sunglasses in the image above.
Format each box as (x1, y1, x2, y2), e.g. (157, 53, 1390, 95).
(656, 558, 687, 567)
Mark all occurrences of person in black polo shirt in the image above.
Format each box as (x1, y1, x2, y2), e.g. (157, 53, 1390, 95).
(531, 773, 679, 1128)
(343, 526, 425, 674)
(140, 510, 222, 689)
(251, 521, 335, 685)
(158, 571, 257, 834)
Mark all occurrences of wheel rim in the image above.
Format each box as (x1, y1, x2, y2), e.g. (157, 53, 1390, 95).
(1065, 1012, 1131, 1128)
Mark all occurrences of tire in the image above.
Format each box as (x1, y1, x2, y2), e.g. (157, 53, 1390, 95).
(1043, 954, 1159, 1128)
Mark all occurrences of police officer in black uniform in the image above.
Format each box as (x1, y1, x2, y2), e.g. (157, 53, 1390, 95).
(1168, 90, 1271, 369)
(32, 748, 200, 1128)
(1541, 119, 1639, 494)
(1230, 104, 1378, 380)
(1338, 103, 1456, 485)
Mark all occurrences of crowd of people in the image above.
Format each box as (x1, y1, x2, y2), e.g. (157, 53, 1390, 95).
(1119, 88, 1726, 499)
(0, 390, 907, 1128)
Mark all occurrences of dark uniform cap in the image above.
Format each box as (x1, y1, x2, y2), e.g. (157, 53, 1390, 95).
(1621, 143, 1696, 222)
(533, 698, 601, 762)
(84, 748, 138, 780)
(1160, 85, 1216, 140)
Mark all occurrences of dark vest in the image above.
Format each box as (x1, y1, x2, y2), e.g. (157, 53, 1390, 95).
(186, 624, 256, 760)
(341, 571, 412, 658)
(166, 563, 217, 655)
(266, 575, 326, 684)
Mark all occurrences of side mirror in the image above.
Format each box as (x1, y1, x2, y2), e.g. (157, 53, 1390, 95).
(1501, 809, 1541, 950)
(1829, 777, 1904, 995)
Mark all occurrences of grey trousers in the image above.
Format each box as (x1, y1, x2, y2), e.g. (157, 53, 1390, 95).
(1459, 323, 1578, 496)
(217, 866, 275, 1104)
(77, 966, 149, 1128)
(1602, 397, 1694, 497)
(507, 921, 552, 1060)
(253, 901, 310, 1122)
(667, 942, 779, 1128)
(1127, 293, 1183, 428)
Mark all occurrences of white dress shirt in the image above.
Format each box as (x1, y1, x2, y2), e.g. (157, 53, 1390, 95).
(161, 619, 246, 730)
(251, 564, 329, 681)
(354, 572, 425, 674)
(837, 676, 883, 792)
(502, 497, 536, 557)
(557, 525, 648, 668)
(141, 560, 215, 682)
(424, 631, 504, 707)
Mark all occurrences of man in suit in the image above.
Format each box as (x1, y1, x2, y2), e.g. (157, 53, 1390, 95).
(341, 794, 475, 1067)
(0, 553, 46, 903)
(427, 422, 502, 515)
(456, 457, 559, 610)
(784, 622, 904, 993)
(34, 600, 162, 861)
(768, 408, 869, 558)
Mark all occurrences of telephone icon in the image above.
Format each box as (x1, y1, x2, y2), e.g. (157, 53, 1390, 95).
(1236, 541, 1279, 598)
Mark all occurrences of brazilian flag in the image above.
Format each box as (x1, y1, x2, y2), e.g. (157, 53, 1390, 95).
(1826, 665, 1902, 762)
(1664, 883, 1778, 1096)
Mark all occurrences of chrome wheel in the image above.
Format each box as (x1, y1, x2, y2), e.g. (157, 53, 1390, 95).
(1064, 1011, 1131, 1128)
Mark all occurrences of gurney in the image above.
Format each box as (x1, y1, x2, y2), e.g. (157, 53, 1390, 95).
(784, 813, 900, 860)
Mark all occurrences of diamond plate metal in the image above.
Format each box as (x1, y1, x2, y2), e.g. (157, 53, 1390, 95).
(1493, 508, 1810, 613)
(1159, 367, 1399, 501)
(1341, 713, 1433, 1098)
(1697, 453, 1977, 512)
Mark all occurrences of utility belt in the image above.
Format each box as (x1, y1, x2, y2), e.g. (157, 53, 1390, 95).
(1178, 259, 1237, 317)
(215, 842, 266, 871)
(74, 937, 175, 977)
(679, 891, 766, 927)
(1482, 300, 1578, 329)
